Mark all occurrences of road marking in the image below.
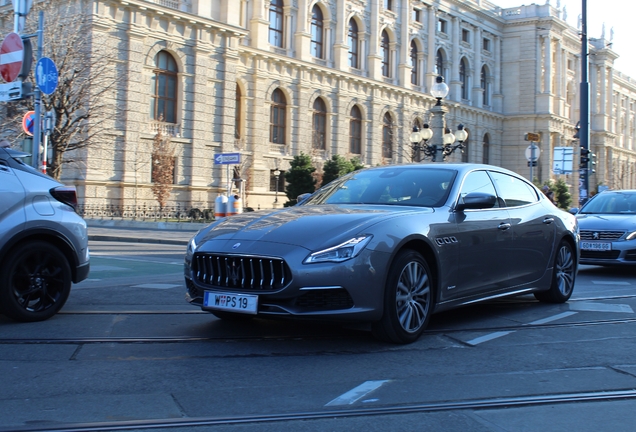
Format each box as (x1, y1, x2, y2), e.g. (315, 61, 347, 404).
(90, 265, 130, 272)
(592, 281, 631, 285)
(325, 380, 390, 406)
(570, 302, 634, 313)
(528, 311, 578, 325)
(130, 284, 181, 290)
(466, 331, 513, 346)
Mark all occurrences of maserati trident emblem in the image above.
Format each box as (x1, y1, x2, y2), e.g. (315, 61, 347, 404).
(227, 262, 241, 285)
(232, 242, 241, 249)
(593, 232, 600, 240)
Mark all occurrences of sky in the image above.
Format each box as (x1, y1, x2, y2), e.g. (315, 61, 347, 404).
(491, 0, 636, 78)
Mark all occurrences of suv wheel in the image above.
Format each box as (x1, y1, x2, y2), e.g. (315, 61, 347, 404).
(0, 241, 72, 322)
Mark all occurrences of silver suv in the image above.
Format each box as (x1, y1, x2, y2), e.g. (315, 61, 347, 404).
(0, 147, 90, 322)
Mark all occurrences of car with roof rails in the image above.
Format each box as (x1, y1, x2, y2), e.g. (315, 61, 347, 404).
(0, 147, 90, 322)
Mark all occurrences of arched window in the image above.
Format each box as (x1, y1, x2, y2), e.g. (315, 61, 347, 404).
(382, 112, 393, 159)
(151, 51, 178, 124)
(483, 134, 490, 164)
(269, 0, 284, 48)
(312, 98, 327, 150)
(348, 19, 359, 69)
(270, 89, 286, 144)
(481, 65, 490, 106)
(350, 105, 362, 154)
(436, 49, 444, 78)
(460, 58, 468, 100)
(235, 84, 242, 139)
(410, 41, 418, 85)
(310, 5, 324, 58)
(381, 30, 390, 77)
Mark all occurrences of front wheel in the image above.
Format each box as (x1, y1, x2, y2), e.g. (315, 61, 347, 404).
(534, 240, 576, 303)
(372, 250, 433, 344)
(0, 241, 72, 322)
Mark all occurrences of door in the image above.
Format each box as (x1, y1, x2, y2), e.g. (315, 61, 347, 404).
(451, 170, 512, 298)
(489, 171, 556, 286)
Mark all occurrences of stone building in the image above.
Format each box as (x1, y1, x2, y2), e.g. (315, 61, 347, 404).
(4, 0, 636, 210)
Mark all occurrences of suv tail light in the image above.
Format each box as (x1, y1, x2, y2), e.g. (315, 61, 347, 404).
(50, 186, 78, 210)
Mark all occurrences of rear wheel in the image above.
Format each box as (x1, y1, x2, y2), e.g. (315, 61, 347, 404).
(0, 241, 72, 322)
(534, 240, 576, 303)
(372, 250, 433, 344)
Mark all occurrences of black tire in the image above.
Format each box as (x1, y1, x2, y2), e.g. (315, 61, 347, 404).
(211, 311, 255, 321)
(0, 241, 72, 322)
(534, 240, 576, 303)
(372, 250, 433, 344)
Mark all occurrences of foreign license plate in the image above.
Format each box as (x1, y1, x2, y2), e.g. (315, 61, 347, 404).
(204, 291, 258, 314)
(580, 241, 612, 251)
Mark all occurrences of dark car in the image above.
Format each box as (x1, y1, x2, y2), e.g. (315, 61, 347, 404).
(572, 189, 636, 266)
(184, 164, 579, 343)
(0, 147, 90, 322)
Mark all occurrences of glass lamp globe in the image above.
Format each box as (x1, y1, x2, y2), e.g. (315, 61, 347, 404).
(431, 76, 450, 101)
(420, 124, 433, 141)
(455, 125, 468, 142)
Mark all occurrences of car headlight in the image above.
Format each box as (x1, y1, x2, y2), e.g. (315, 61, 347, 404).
(304, 236, 373, 264)
(186, 236, 197, 258)
(626, 231, 636, 241)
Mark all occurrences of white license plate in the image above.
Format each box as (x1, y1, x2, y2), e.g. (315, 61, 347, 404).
(580, 241, 612, 251)
(203, 291, 258, 314)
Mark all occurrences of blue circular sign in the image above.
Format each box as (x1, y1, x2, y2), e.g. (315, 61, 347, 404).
(35, 57, 58, 95)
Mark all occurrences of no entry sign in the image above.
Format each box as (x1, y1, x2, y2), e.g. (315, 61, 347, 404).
(0, 32, 24, 83)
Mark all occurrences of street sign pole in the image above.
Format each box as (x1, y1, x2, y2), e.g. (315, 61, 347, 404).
(31, 11, 43, 169)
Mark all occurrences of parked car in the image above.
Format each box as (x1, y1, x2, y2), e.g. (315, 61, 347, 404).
(571, 189, 636, 266)
(184, 163, 579, 343)
(0, 147, 90, 322)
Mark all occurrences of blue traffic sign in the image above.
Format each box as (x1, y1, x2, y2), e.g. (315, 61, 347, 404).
(35, 57, 58, 95)
(214, 153, 241, 165)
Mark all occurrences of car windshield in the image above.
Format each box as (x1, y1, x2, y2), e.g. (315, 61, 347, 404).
(301, 167, 457, 207)
(580, 192, 636, 214)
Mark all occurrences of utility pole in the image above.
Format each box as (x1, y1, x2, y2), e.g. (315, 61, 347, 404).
(579, 0, 591, 204)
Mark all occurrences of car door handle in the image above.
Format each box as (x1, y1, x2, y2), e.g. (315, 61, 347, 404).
(543, 217, 555, 224)
(498, 223, 511, 230)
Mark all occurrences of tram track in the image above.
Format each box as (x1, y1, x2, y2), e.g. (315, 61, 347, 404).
(2, 389, 636, 432)
(1, 315, 635, 346)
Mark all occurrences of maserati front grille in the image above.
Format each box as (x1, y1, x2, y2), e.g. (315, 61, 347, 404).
(192, 254, 291, 291)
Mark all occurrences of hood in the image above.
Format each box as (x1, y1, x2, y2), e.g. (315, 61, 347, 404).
(197, 204, 432, 249)
(577, 213, 636, 232)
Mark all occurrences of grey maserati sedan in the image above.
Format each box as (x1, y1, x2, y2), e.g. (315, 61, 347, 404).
(184, 164, 579, 343)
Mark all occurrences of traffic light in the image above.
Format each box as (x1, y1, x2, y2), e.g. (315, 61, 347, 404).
(590, 152, 597, 174)
(580, 146, 590, 169)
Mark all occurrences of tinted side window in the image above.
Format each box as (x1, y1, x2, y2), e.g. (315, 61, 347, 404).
(459, 170, 498, 207)
(489, 172, 538, 207)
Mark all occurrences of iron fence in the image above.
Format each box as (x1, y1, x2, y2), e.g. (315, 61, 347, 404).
(77, 204, 216, 223)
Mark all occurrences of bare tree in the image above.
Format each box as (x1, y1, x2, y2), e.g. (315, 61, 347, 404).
(1, 0, 119, 179)
(150, 128, 175, 211)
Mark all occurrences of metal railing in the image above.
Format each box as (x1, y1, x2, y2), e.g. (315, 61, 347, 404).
(77, 204, 216, 223)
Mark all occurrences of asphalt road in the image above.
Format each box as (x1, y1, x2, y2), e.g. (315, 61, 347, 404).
(1, 225, 636, 431)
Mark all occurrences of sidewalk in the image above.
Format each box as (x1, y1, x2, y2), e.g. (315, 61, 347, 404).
(86, 219, 208, 245)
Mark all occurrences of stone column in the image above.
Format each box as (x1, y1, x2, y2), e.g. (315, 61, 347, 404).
(249, 0, 269, 50)
(450, 17, 461, 102)
(426, 6, 437, 92)
(333, 0, 347, 69)
(295, 0, 311, 61)
(368, 0, 381, 80)
(473, 26, 482, 108)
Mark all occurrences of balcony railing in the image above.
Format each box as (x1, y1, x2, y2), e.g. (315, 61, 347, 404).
(149, 0, 192, 13)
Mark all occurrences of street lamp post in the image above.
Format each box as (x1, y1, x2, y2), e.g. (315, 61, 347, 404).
(273, 168, 280, 204)
(409, 76, 468, 162)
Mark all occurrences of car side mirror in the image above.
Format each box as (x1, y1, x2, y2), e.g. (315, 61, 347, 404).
(568, 208, 579, 215)
(296, 193, 312, 205)
(456, 192, 498, 212)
